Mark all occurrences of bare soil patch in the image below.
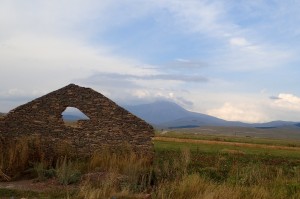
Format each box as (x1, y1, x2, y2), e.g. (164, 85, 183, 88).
(0, 178, 77, 193)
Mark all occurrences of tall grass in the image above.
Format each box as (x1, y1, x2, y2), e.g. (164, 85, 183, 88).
(0, 136, 34, 179)
(78, 145, 153, 199)
(152, 148, 300, 199)
(1, 134, 300, 199)
(0, 135, 75, 180)
(55, 156, 81, 185)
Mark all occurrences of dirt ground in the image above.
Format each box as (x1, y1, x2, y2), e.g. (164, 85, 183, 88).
(0, 178, 77, 193)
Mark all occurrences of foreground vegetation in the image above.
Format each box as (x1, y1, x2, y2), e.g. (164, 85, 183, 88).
(1, 132, 300, 198)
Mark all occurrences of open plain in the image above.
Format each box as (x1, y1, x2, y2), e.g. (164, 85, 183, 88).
(1, 128, 300, 199)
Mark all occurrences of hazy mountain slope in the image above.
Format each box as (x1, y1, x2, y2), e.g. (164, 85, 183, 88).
(158, 116, 245, 128)
(249, 121, 298, 128)
(124, 101, 299, 129)
(124, 101, 192, 124)
(62, 107, 89, 121)
(124, 101, 234, 127)
(57, 100, 299, 129)
(63, 114, 86, 121)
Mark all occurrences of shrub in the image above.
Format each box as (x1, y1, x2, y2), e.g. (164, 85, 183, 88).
(55, 156, 81, 185)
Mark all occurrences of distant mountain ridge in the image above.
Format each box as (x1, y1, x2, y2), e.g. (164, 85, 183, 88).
(2, 101, 298, 129)
(124, 101, 234, 127)
(124, 101, 196, 124)
(124, 101, 299, 129)
(62, 107, 90, 121)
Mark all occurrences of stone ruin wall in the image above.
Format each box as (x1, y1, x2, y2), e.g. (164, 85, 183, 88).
(0, 118, 4, 138)
(0, 84, 154, 161)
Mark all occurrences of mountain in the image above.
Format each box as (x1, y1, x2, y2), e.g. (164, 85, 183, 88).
(295, 123, 300, 128)
(250, 121, 298, 128)
(124, 101, 243, 128)
(63, 114, 86, 121)
(62, 107, 89, 121)
(124, 101, 194, 124)
(124, 101, 299, 129)
(0, 112, 5, 117)
(56, 100, 299, 129)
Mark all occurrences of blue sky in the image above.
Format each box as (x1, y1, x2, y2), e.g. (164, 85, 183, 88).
(1, 0, 300, 122)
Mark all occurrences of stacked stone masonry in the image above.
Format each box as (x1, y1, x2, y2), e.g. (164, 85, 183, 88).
(0, 84, 154, 160)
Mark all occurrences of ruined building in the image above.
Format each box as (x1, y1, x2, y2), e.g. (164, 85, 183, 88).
(0, 84, 154, 160)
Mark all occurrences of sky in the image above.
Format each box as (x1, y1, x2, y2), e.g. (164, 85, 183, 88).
(1, 0, 300, 123)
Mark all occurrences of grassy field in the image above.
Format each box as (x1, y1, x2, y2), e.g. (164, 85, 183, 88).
(154, 139, 300, 158)
(165, 126, 300, 140)
(153, 132, 300, 199)
(157, 129, 300, 147)
(153, 151, 300, 199)
(1, 131, 300, 198)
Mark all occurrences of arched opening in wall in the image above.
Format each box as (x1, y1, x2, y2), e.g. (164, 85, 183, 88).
(62, 107, 90, 128)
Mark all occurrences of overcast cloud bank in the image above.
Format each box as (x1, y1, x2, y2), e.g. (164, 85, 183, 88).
(1, 0, 300, 122)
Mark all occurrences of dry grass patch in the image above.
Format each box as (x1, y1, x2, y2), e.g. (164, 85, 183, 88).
(0, 136, 36, 179)
(77, 146, 154, 198)
(221, 148, 245, 155)
(0, 135, 77, 181)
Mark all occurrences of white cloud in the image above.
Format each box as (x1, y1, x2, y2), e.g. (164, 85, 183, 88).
(219, 42, 293, 71)
(7, 88, 24, 96)
(176, 58, 190, 63)
(229, 37, 250, 47)
(132, 90, 151, 99)
(0, 31, 158, 112)
(0, 0, 160, 100)
(0, 33, 155, 89)
(271, 93, 300, 111)
(0, 0, 299, 123)
(154, 0, 234, 37)
(130, 88, 186, 106)
(207, 102, 268, 123)
(154, 0, 295, 71)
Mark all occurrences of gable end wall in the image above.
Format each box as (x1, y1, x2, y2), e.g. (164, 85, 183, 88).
(0, 84, 154, 160)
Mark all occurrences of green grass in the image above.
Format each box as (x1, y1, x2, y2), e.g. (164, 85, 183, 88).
(153, 139, 300, 199)
(155, 140, 300, 158)
(156, 130, 300, 147)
